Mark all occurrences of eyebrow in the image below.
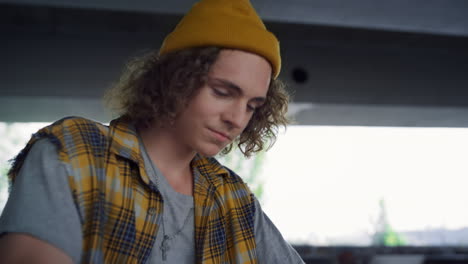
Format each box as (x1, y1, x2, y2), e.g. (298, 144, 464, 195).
(211, 78, 266, 104)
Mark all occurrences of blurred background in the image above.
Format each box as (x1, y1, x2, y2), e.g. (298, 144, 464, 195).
(1, 0, 468, 263)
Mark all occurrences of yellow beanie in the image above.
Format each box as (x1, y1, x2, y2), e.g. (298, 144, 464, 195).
(159, 0, 281, 78)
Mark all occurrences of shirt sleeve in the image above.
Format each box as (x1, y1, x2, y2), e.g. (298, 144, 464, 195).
(254, 197, 305, 264)
(0, 138, 83, 263)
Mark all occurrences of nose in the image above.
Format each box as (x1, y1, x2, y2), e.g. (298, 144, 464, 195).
(222, 103, 249, 130)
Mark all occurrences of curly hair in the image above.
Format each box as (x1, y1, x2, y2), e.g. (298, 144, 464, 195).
(106, 46, 290, 157)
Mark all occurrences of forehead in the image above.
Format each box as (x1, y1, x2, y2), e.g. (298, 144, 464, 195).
(209, 49, 272, 96)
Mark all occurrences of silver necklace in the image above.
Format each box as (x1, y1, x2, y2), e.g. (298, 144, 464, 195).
(159, 207, 193, 261)
(145, 150, 194, 261)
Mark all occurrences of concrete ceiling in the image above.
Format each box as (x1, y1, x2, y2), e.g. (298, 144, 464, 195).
(1, 1, 468, 126)
(2, 0, 468, 37)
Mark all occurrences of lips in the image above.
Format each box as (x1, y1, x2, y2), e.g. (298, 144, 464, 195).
(209, 128, 231, 142)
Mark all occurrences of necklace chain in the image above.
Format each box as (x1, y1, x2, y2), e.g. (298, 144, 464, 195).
(146, 152, 194, 261)
(159, 207, 193, 261)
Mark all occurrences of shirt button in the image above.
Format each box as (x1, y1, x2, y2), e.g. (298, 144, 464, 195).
(148, 207, 157, 215)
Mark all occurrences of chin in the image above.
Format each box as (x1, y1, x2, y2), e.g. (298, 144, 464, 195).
(198, 149, 221, 157)
(196, 144, 224, 157)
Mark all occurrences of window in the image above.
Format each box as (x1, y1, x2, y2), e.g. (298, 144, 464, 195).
(256, 126, 468, 246)
(2, 123, 467, 246)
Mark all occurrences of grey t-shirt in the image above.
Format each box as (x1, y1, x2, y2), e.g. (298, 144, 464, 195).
(0, 139, 304, 264)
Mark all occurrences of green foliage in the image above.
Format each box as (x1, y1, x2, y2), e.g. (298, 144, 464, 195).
(372, 198, 406, 246)
(217, 148, 266, 202)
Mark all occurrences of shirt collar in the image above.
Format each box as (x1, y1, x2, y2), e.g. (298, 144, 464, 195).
(107, 116, 231, 188)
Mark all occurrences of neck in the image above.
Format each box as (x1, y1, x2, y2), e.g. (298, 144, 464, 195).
(138, 123, 195, 195)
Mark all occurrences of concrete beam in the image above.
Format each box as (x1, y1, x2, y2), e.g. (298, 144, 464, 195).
(1, 0, 468, 36)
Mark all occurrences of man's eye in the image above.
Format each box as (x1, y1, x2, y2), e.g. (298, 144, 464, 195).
(213, 88, 229, 97)
(247, 105, 257, 112)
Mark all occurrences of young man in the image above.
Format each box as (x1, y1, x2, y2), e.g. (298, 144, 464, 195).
(0, 0, 305, 263)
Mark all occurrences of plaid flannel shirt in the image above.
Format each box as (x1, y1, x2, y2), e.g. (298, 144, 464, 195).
(9, 116, 258, 263)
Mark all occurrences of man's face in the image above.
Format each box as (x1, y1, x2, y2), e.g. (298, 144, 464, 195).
(171, 49, 272, 157)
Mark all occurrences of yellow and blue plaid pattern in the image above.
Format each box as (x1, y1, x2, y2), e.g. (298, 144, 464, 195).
(9, 116, 257, 263)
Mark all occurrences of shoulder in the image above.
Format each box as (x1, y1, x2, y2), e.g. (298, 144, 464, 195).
(193, 155, 257, 204)
(206, 157, 249, 185)
(205, 157, 256, 202)
(23, 117, 108, 160)
(8, 117, 109, 183)
(41, 116, 108, 143)
(45, 116, 108, 135)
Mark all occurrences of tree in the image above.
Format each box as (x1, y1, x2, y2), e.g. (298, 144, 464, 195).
(372, 198, 406, 246)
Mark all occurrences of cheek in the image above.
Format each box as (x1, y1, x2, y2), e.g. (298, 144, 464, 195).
(176, 105, 211, 133)
(192, 101, 222, 119)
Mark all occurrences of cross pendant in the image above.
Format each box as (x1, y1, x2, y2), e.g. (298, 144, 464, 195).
(160, 235, 170, 261)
